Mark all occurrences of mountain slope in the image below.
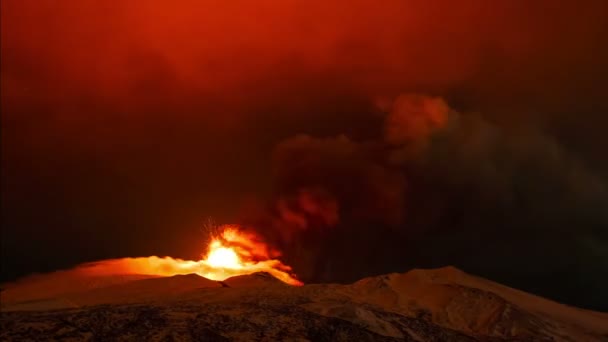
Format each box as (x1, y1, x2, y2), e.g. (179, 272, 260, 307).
(1, 267, 606, 341)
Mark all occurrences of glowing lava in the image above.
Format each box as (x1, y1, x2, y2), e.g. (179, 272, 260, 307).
(75, 225, 303, 286)
(206, 243, 241, 269)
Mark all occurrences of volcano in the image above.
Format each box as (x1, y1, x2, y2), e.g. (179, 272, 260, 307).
(3, 1, 608, 341)
(2, 267, 607, 341)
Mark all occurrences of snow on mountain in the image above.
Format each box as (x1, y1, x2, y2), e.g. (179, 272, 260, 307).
(2, 267, 607, 341)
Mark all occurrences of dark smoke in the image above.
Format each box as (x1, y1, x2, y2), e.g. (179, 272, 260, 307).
(246, 94, 608, 309)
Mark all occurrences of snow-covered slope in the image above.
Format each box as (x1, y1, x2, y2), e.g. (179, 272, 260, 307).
(312, 266, 608, 340)
(2, 267, 606, 341)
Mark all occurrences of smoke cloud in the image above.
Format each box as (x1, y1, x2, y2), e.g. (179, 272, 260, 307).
(250, 93, 608, 308)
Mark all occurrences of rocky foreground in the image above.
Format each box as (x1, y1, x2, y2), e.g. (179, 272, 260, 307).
(1, 267, 607, 341)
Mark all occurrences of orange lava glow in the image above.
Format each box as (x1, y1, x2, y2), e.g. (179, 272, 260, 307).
(77, 225, 303, 286)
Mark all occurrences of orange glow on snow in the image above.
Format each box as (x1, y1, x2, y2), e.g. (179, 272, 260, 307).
(76, 225, 303, 286)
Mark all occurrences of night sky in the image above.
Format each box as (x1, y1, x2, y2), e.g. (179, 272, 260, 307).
(2, 0, 608, 311)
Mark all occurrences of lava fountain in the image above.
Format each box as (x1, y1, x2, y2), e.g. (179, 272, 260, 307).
(74, 225, 303, 286)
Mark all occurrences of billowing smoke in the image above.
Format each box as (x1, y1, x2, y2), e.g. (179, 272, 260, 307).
(244, 93, 608, 307)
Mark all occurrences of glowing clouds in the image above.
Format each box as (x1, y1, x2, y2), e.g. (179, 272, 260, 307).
(384, 94, 452, 161)
(385, 94, 450, 146)
(276, 188, 339, 230)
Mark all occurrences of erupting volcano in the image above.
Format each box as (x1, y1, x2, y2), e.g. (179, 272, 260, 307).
(3, 0, 608, 340)
(74, 225, 303, 286)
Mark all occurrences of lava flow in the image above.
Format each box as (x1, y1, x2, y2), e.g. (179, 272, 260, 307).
(76, 225, 303, 286)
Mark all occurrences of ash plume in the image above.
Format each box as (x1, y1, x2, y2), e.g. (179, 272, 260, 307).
(247, 94, 608, 306)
